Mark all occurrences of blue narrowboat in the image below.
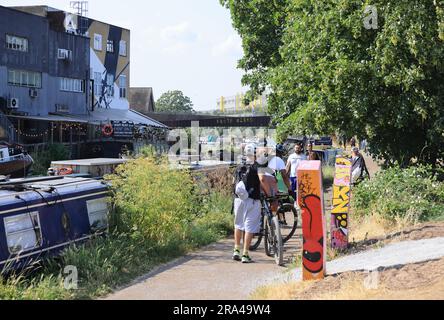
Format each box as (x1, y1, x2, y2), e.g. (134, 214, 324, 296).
(0, 176, 110, 271)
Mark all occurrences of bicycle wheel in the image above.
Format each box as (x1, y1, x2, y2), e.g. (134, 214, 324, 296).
(277, 203, 298, 243)
(249, 215, 264, 251)
(265, 216, 284, 266)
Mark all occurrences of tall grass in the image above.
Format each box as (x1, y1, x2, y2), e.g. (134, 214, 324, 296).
(0, 156, 233, 300)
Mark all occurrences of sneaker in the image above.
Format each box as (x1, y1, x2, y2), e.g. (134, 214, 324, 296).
(233, 250, 241, 261)
(242, 255, 253, 264)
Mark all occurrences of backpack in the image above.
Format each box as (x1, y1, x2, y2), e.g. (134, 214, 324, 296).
(233, 161, 261, 200)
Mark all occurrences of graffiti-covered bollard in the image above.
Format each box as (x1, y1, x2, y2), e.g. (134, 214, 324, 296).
(331, 156, 352, 250)
(297, 161, 326, 281)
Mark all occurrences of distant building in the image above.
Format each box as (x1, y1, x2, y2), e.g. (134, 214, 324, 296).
(216, 93, 268, 114)
(129, 87, 155, 114)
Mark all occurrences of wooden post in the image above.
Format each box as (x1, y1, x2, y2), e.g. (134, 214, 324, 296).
(59, 123, 63, 143)
(50, 122, 54, 144)
(17, 119, 21, 144)
(297, 160, 326, 281)
(331, 156, 352, 250)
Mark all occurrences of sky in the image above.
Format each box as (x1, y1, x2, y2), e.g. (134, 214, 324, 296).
(1, 0, 246, 110)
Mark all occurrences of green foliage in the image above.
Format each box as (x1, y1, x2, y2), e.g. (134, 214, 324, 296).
(352, 166, 444, 223)
(30, 144, 70, 176)
(155, 90, 195, 113)
(0, 157, 233, 299)
(222, 0, 444, 166)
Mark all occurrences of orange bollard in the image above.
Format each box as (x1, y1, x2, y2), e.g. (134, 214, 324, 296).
(297, 160, 326, 281)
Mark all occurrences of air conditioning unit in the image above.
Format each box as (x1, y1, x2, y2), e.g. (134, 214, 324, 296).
(8, 98, 19, 109)
(55, 104, 70, 113)
(29, 88, 38, 98)
(58, 49, 72, 61)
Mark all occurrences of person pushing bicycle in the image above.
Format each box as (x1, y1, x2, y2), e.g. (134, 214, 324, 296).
(256, 143, 292, 214)
(232, 144, 262, 263)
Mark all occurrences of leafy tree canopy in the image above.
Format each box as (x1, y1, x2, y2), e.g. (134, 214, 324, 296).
(156, 90, 195, 113)
(222, 0, 444, 166)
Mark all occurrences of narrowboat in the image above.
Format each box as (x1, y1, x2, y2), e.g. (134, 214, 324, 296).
(0, 142, 33, 178)
(0, 176, 110, 272)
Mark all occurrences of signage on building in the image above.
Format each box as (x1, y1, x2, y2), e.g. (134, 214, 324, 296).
(111, 121, 134, 139)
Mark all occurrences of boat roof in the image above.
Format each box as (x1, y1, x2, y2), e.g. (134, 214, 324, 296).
(0, 176, 108, 208)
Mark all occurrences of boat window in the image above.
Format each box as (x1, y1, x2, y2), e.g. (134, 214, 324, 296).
(86, 198, 109, 231)
(4, 212, 42, 255)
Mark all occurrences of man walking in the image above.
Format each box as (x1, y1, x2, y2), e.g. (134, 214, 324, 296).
(286, 143, 307, 199)
(351, 147, 370, 185)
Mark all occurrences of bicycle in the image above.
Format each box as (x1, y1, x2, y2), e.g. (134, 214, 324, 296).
(250, 193, 299, 252)
(249, 194, 285, 266)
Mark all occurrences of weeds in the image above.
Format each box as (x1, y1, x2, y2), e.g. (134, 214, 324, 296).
(0, 155, 233, 300)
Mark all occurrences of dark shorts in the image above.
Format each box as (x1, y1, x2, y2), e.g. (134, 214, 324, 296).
(290, 177, 297, 193)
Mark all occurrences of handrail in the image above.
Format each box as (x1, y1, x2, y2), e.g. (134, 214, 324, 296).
(0, 153, 27, 162)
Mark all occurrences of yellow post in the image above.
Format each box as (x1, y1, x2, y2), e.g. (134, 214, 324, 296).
(220, 96, 225, 113)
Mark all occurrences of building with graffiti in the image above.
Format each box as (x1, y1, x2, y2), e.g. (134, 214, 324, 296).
(0, 5, 168, 158)
(12, 5, 130, 110)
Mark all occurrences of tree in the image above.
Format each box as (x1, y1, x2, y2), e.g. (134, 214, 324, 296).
(155, 90, 195, 113)
(222, 0, 444, 166)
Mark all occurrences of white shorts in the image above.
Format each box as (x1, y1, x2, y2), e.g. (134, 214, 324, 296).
(234, 198, 261, 234)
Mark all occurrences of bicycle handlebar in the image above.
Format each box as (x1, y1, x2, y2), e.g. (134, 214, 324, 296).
(260, 193, 292, 202)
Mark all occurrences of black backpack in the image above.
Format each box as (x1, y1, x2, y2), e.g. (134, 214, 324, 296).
(234, 160, 261, 200)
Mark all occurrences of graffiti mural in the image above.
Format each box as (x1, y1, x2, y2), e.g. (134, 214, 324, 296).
(331, 156, 352, 250)
(297, 161, 326, 281)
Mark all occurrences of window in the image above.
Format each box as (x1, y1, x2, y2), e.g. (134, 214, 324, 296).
(119, 75, 127, 98)
(57, 48, 72, 60)
(4, 212, 42, 254)
(106, 74, 114, 97)
(60, 77, 85, 93)
(94, 34, 102, 51)
(106, 40, 114, 53)
(6, 34, 28, 52)
(119, 40, 127, 56)
(86, 198, 109, 231)
(94, 72, 103, 95)
(8, 69, 41, 88)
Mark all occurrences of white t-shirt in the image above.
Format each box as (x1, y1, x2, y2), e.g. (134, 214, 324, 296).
(287, 153, 307, 178)
(263, 156, 286, 177)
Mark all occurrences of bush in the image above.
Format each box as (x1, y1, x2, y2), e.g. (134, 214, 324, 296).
(108, 156, 200, 247)
(352, 166, 444, 223)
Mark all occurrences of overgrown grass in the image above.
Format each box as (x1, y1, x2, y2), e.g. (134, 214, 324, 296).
(352, 165, 444, 224)
(30, 144, 70, 176)
(0, 156, 233, 300)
